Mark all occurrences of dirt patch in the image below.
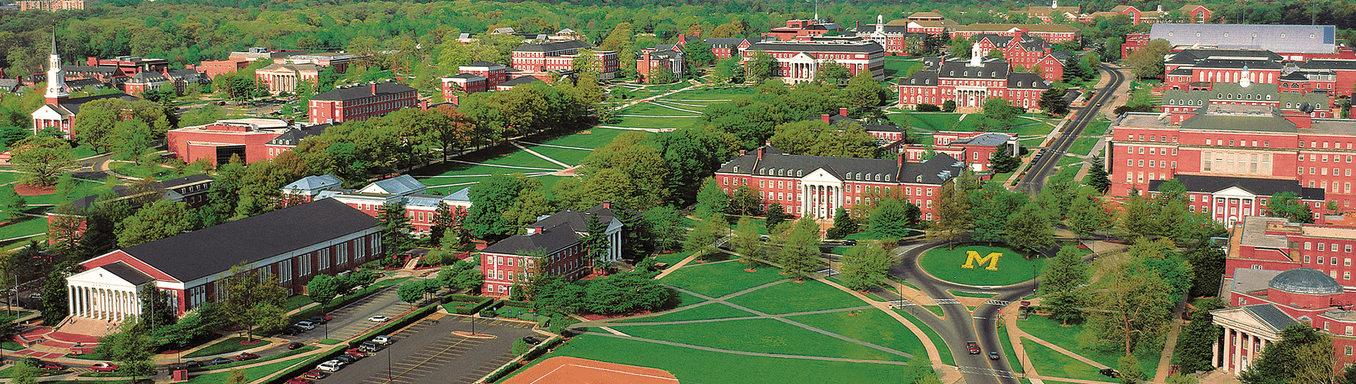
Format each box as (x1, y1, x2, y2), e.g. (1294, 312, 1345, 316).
(579, 310, 651, 321)
(13, 183, 54, 196)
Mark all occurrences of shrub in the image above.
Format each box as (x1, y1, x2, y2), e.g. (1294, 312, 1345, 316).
(484, 362, 521, 383)
(511, 339, 530, 356)
(479, 309, 497, 318)
(915, 104, 941, 112)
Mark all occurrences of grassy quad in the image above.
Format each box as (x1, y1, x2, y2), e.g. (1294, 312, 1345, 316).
(617, 317, 909, 362)
(725, 279, 864, 315)
(889, 113, 962, 132)
(917, 245, 1045, 286)
(786, 308, 926, 359)
(518, 333, 919, 384)
(894, 309, 955, 365)
(1016, 314, 1159, 376)
(1022, 342, 1116, 383)
(663, 87, 755, 100)
(618, 102, 702, 117)
(540, 127, 644, 149)
(612, 303, 757, 324)
(659, 260, 788, 298)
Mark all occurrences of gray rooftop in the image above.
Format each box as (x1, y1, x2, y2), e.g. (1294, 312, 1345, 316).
(1269, 267, 1344, 295)
(1243, 304, 1298, 331)
(282, 174, 343, 194)
(1237, 216, 1294, 250)
(311, 82, 415, 102)
(1150, 24, 1336, 54)
(1229, 268, 1283, 294)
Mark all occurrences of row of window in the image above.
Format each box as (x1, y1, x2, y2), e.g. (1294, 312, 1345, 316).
(1129, 159, 1178, 169)
(1302, 242, 1355, 253)
(187, 235, 376, 310)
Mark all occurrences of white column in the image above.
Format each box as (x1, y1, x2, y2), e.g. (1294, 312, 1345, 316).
(67, 287, 73, 321)
(1211, 332, 1220, 368)
(1232, 329, 1243, 373)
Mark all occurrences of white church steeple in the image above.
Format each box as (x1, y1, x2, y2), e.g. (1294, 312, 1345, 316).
(44, 31, 68, 105)
(969, 42, 983, 67)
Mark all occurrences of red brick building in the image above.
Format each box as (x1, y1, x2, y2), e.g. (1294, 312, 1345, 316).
(16, 0, 89, 11)
(47, 175, 214, 245)
(1122, 33, 1150, 58)
(1159, 77, 1333, 124)
(191, 58, 250, 78)
(742, 40, 885, 84)
(1107, 104, 1356, 224)
(307, 81, 419, 125)
(971, 32, 1069, 82)
(280, 174, 473, 234)
(65, 199, 382, 320)
(510, 40, 618, 80)
(897, 51, 1051, 112)
(714, 146, 965, 221)
(762, 19, 844, 42)
(951, 24, 1080, 44)
(480, 203, 626, 296)
(167, 118, 324, 166)
(1210, 216, 1356, 376)
(637, 45, 684, 83)
(903, 131, 1019, 174)
(441, 61, 508, 104)
(85, 56, 168, 77)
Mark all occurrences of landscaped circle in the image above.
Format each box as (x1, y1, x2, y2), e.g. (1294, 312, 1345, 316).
(917, 244, 1046, 287)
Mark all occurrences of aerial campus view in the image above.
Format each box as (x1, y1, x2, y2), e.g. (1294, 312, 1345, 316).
(0, 0, 1354, 383)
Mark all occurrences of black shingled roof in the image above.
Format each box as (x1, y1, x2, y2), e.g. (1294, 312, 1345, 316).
(513, 40, 591, 53)
(717, 146, 963, 185)
(102, 262, 154, 285)
(311, 82, 415, 102)
(119, 199, 380, 283)
(481, 222, 581, 256)
(1148, 174, 1324, 201)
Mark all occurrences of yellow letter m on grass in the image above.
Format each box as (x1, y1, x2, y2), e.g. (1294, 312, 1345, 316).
(961, 251, 1002, 271)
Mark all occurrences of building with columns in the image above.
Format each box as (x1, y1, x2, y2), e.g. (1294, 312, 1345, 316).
(1106, 103, 1356, 225)
(897, 48, 1051, 112)
(65, 199, 382, 324)
(714, 146, 965, 221)
(741, 40, 885, 84)
(1214, 260, 1356, 375)
(479, 202, 628, 297)
(255, 63, 319, 95)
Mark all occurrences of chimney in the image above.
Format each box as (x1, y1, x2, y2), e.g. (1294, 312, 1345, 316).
(527, 226, 544, 235)
(757, 147, 764, 160)
(739, 149, 746, 156)
(897, 152, 904, 167)
(420, 100, 428, 110)
(821, 114, 831, 123)
(839, 107, 849, 117)
(602, 200, 612, 209)
(370, 82, 377, 95)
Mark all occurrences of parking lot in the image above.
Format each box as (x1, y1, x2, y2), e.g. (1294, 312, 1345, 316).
(296, 286, 412, 342)
(320, 314, 539, 384)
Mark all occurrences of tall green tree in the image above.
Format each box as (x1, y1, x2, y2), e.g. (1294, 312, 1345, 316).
(642, 205, 685, 254)
(221, 263, 286, 340)
(694, 177, 729, 219)
(0, 187, 26, 221)
(116, 200, 192, 247)
(581, 216, 610, 272)
(814, 60, 850, 85)
(1118, 192, 1159, 242)
(1038, 87, 1069, 116)
(10, 135, 76, 187)
(777, 218, 822, 280)
(731, 217, 762, 263)
(1175, 298, 1224, 373)
(9, 361, 36, 384)
(1086, 258, 1174, 357)
(713, 56, 744, 83)
(1067, 187, 1113, 239)
(1005, 202, 1056, 252)
(765, 203, 790, 233)
(930, 177, 974, 246)
(826, 207, 857, 239)
(307, 274, 343, 316)
(95, 316, 156, 377)
(378, 199, 414, 257)
(844, 71, 884, 110)
(1266, 191, 1314, 223)
(683, 211, 728, 258)
(683, 39, 716, 68)
(839, 243, 892, 291)
(745, 51, 776, 83)
(1241, 323, 1335, 384)
(1041, 246, 1090, 325)
(1087, 157, 1111, 194)
(869, 199, 912, 238)
(41, 264, 72, 325)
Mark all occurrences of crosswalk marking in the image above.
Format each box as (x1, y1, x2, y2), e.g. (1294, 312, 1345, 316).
(984, 299, 1011, 307)
(934, 298, 961, 305)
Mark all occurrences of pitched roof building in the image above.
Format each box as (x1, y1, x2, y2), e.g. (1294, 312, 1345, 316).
(166, 118, 321, 166)
(480, 202, 627, 296)
(898, 47, 1052, 112)
(307, 81, 419, 125)
(281, 174, 471, 234)
(1149, 24, 1353, 61)
(742, 40, 885, 83)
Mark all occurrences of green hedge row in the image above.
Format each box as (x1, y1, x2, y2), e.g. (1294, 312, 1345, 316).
(261, 346, 347, 384)
(522, 337, 562, 361)
(348, 303, 438, 349)
(484, 361, 522, 383)
(498, 300, 533, 309)
(443, 294, 494, 315)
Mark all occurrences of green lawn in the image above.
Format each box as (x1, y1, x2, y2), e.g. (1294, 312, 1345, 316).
(608, 116, 695, 129)
(1066, 137, 1099, 157)
(1023, 341, 1115, 382)
(654, 250, 696, 266)
(0, 216, 48, 240)
(108, 162, 202, 181)
(1082, 119, 1112, 137)
(883, 57, 924, 78)
(190, 346, 318, 371)
(542, 127, 645, 149)
(917, 245, 1045, 286)
(528, 333, 919, 383)
(660, 260, 788, 298)
(1008, 119, 1058, 137)
(185, 354, 312, 384)
(619, 318, 907, 362)
(21, 179, 102, 205)
(999, 324, 1023, 374)
(1016, 315, 1157, 375)
(726, 279, 863, 315)
(526, 146, 593, 166)
(183, 337, 258, 358)
(613, 303, 756, 323)
(0, 172, 21, 186)
(786, 308, 925, 359)
(619, 102, 702, 117)
(895, 309, 955, 365)
(890, 113, 962, 132)
(663, 87, 755, 100)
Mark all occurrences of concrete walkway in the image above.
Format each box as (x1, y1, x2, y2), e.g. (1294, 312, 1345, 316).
(595, 125, 675, 133)
(1151, 293, 1191, 383)
(443, 159, 559, 172)
(646, 102, 702, 115)
(508, 141, 572, 169)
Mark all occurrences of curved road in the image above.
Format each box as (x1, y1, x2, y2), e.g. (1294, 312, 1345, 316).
(887, 65, 1125, 384)
(1018, 65, 1126, 195)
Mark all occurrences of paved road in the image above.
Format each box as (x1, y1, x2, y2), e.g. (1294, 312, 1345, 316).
(323, 316, 537, 384)
(297, 282, 424, 343)
(1018, 65, 1127, 195)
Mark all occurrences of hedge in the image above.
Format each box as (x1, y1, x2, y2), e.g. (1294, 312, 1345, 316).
(443, 294, 494, 315)
(261, 346, 348, 384)
(483, 362, 521, 383)
(522, 337, 562, 361)
(498, 300, 533, 309)
(348, 303, 439, 349)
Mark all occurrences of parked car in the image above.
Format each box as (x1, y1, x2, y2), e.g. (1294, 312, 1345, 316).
(294, 320, 316, 330)
(287, 342, 305, 350)
(334, 355, 357, 364)
(359, 342, 383, 352)
(988, 351, 1000, 360)
(90, 362, 119, 372)
(302, 370, 329, 379)
(371, 335, 392, 345)
(308, 315, 332, 324)
(236, 352, 259, 361)
(182, 360, 203, 369)
(841, 239, 857, 246)
(1099, 368, 1119, 378)
(966, 342, 980, 355)
(316, 360, 342, 372)
(286, 378, 312, 384)
(30, 360, 66, 370)
(208, 357, 234, 366)
(522, 336, 541, 345)
(367, 315, 390, 322)
(344, 348, 368, 357)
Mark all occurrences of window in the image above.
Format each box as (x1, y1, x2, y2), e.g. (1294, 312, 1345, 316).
(299, 255, 311, 276)
(280, 259, 292, 283)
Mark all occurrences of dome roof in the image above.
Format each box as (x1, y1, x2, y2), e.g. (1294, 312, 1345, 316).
(1269, 267, 1343, 295)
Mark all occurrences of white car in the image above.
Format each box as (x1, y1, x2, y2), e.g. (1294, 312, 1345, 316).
(316, 360, 342, 372)
(371, 335, 392, 345)
(294, 321, 316, 330)
(367, 315, 390, 322)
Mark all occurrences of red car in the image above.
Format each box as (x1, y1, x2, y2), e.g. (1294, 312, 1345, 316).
(286, 378, 312, 384)
(344, 348, 367, 358)
(301, 369, 329, 379)
(236, 352, 259, 361)
(90, 362, 119, 372)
